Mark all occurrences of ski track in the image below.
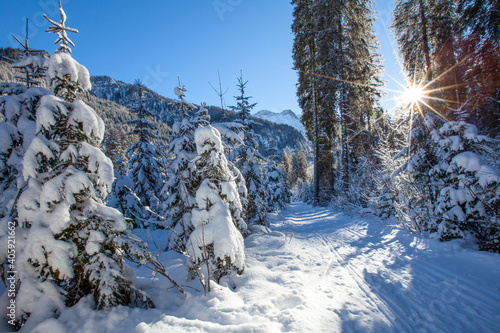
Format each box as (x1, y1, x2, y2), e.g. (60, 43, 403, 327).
(252, 202, 500, 332)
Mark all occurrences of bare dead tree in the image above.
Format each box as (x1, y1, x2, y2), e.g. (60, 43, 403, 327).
(208, 70, 229, 120)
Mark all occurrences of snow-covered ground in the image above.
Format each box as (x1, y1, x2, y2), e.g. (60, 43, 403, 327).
(11, 202, 500, 332)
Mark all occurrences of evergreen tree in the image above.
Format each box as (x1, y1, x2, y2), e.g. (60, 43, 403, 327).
(194, 102, 211, 128)
(430, 121, 499, 246)
(188, 125, 247, 286)
(230, 73, 268, 226)
(457, 0, 500, 42)
(372, 111, 407, 220)
(292, 0, 322, 206)
(455, 0, 500, 137)
(290, 148, 309, 189)
(0, 84, 52, 298)
(6, 3, 157, 328)
(393, 0, 434, 82)
(392, 0, 464, 121)
(265, 140, 291, 212)
(281, 146, 293, 188)
(102, 126, 129, 175)
(123, 80, 166, 228)
(162, 81, 198, 250)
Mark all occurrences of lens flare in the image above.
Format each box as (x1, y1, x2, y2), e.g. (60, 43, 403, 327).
(400, 84, 426, 107)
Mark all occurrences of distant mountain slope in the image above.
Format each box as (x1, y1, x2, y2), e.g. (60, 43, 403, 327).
(91, 76, 175, 124)
(90, 76, 309, 156)
(254, 109, 305, 134)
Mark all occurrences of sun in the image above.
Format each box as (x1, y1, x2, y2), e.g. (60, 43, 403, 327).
(400, 83, 426, 107)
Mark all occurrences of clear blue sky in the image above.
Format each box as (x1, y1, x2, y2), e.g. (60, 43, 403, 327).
(1, 0, 406, 114)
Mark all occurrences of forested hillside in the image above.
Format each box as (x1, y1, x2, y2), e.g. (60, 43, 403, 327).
(90, 75, 309, 157)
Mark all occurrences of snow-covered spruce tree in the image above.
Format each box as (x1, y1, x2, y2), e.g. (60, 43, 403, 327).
(290, 147, 309, 190)
(196, 103, 249, 231)
(429, 121, 500, 246)
(211, 121, 248, 218)
(372, 111, 408, 221)
(0, 84, 52, 292)
(230, 73, 268, 227)
(0, 21, 49, 221)
(389, 103, 443, 232)
(162, 81, 198, 250)
(265, 140, 290, 212)
(104, 126, 135, 223)
(11, 4, 156, 328)
(0, 16, 52, 299)
(122, 80, 166, 228)
(188, 125, 246, 285)
(102, 126, 129, 176)
(194, 102, 210, 127)
(281, 146, 293, 188)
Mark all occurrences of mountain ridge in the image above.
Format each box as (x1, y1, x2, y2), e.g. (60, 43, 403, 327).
(254, 109, 305, 134)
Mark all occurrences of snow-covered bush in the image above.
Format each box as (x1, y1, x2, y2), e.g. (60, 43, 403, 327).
(188, 125, 246, 285)
(430, 121, 500, 245)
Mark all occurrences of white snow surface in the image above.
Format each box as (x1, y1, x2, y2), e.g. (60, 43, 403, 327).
(450, 151, 500, 187)
(6, 202, 500, 332)
(195, 125, 223, 155)
(46, 53, 91, 91)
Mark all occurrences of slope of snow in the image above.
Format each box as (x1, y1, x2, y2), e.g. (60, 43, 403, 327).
(255, 109, 305, 134)
(7, 202, 500, 332)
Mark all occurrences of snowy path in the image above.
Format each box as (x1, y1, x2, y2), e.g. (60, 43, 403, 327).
(249, 202, 500, 332)
(46, 202, 500, 332)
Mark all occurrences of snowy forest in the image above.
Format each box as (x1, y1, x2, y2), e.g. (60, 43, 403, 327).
(0, 0, 499, 332)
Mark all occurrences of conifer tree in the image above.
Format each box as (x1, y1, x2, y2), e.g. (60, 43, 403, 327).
(455, 0, 500, 137)
(123, 80, 166, 228)
(5, 4, 160, 328)
(281, 146, 293, 187)
(429, 121, 499, 245)
(162, 80, 198, 250)
(292, 0, 322, 206)
(265, 140, 291, 212)
(290, 148, 309, 189)
(0, 84, 52, 299)
(188, 125, 247, 286)
(230, 73, 268, 226)
(0, 20, 51, 226)
(393, 0, 463, 121)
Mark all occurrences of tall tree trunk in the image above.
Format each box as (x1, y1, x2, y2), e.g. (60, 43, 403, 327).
(419, 0, 432, 81)
(312, 69, 320, 207)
